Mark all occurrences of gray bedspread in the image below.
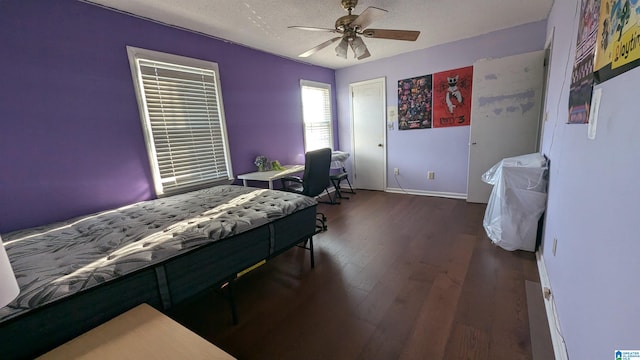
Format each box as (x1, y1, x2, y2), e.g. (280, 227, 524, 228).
(0, 185, 316, 322)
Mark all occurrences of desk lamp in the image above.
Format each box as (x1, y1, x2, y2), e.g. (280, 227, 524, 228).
(0, 234, 19, 308)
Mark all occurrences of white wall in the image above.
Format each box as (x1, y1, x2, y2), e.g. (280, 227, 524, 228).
(541, 0, 640, 358)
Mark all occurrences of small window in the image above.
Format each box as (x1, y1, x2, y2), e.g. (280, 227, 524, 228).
(127, 46, 233, 196)
(301, 80, 334, 152)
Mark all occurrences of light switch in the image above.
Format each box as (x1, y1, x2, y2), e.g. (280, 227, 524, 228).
(588, 88, 602, 140)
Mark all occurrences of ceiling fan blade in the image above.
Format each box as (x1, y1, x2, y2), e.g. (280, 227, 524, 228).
(357, 47, 371, 60)
(350, 7, 387, 30)
(361, 29, 420, 41)
(288, 26, 339, 33)
(298, 37, 342, 58)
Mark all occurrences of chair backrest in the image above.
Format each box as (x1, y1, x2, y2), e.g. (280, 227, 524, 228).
(301, 148, 332, 197)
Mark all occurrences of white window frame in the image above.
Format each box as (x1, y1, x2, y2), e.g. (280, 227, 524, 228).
(300, 80, 334, 152)
(127, 46, 233, 196)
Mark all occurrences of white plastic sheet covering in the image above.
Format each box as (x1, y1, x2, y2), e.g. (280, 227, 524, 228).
(331, 151, 350, 169)
(482, 153, 548, 252)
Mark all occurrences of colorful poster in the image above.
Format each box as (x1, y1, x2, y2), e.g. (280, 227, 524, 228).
(595, 0, 640, 82)
(432, 66, 473, 128)
(569, 0, 599, 124)
(397, 75, 432, 130)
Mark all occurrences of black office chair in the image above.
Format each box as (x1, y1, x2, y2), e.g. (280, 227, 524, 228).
(281, 147, 334, 232)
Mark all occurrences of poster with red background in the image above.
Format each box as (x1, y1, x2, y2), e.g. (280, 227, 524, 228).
(432, 66, 473, 128)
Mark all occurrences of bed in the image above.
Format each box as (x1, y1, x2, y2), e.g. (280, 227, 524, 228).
(0, 185, 318, 359)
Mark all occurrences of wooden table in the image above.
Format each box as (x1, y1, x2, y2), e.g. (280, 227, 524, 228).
(237, 164, 304, 189)
(37, 304, 235, 360)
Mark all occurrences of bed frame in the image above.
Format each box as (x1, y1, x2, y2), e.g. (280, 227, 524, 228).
(0, 192, 317, 359)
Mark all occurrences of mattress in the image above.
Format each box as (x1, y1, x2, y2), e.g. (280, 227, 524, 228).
(0, 185, 316, 322)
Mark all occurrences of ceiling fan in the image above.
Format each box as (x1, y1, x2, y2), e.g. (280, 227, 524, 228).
(289, 0, 420, 60)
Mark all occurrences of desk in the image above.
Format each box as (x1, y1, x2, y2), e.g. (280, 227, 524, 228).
(37, 304, 235, 360)
(237, 164, 304, 189)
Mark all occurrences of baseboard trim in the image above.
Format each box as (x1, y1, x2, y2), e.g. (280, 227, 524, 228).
(536, 251, 569, 360)
(385, 187, 467, 200)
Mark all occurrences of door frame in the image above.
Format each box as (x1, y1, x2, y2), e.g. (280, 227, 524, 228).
(537, 27, 554, 152)
(349, 77, 387, 190)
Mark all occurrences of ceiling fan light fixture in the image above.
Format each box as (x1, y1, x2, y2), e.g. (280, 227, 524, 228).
(350, 36, 368, 58)
(335, 38, 348, 58)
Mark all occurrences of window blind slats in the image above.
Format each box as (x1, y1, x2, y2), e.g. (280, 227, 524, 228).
(147, 107, 220, 114)
(155, 146, 224, 155)
(156, 151, 226, 164)
(155, 151, 225, 163)
(301, 82, 333, 152)
(140, 73, 217, 85)
(141, 78, 218, 88)
(158, 163, 226, 174)
(144, 94, 219, 104)
(159, 165, 227, 178)
(148, 118, 222, 126)
(141, 85, 218, 98)
(133, 53, 230, 195)
(158, 165, 227, 178)
(157, 161, 227, 172)
(149, 116, 220, 122)
(153, 142, 224, 152)
(153, 137, 224, 146)
(152, 134, 223, 143)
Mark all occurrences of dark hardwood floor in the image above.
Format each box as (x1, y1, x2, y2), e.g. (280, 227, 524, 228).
(169, 190, 541, 360)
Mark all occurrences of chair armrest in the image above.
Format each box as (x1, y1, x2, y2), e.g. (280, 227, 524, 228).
(281, 176, 303, 193)
(281, 176, 302, 183)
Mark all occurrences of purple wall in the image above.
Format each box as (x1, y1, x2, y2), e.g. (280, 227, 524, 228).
(335, 21, 547, 195)
(0, 1, 335, 233)
(540, 0, 640, 358)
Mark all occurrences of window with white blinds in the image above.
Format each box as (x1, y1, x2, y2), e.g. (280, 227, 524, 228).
(127, 47, 232, 196)
(301, 80, 334, 152)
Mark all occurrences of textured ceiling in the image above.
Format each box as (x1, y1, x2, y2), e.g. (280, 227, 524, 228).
(85, 0, 553, 69)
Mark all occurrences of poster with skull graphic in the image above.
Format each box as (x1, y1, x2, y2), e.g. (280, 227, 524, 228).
(432, 66, 473, 128)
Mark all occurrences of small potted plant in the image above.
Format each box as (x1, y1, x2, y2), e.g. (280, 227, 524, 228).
(254, 155, 268, 172)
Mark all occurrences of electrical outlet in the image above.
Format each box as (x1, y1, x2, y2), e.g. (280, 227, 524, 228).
(394, 168, 399, 175)
(552, 238, 558, 256)
(427, 171, 435, 180)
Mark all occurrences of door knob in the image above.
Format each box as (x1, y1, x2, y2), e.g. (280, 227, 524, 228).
(378, 144, 383, 147)
(471, 142, 477, 145)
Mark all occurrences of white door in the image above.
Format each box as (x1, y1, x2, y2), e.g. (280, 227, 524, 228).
(351, 78, 386, 191)
(467, 50, 545, 203)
